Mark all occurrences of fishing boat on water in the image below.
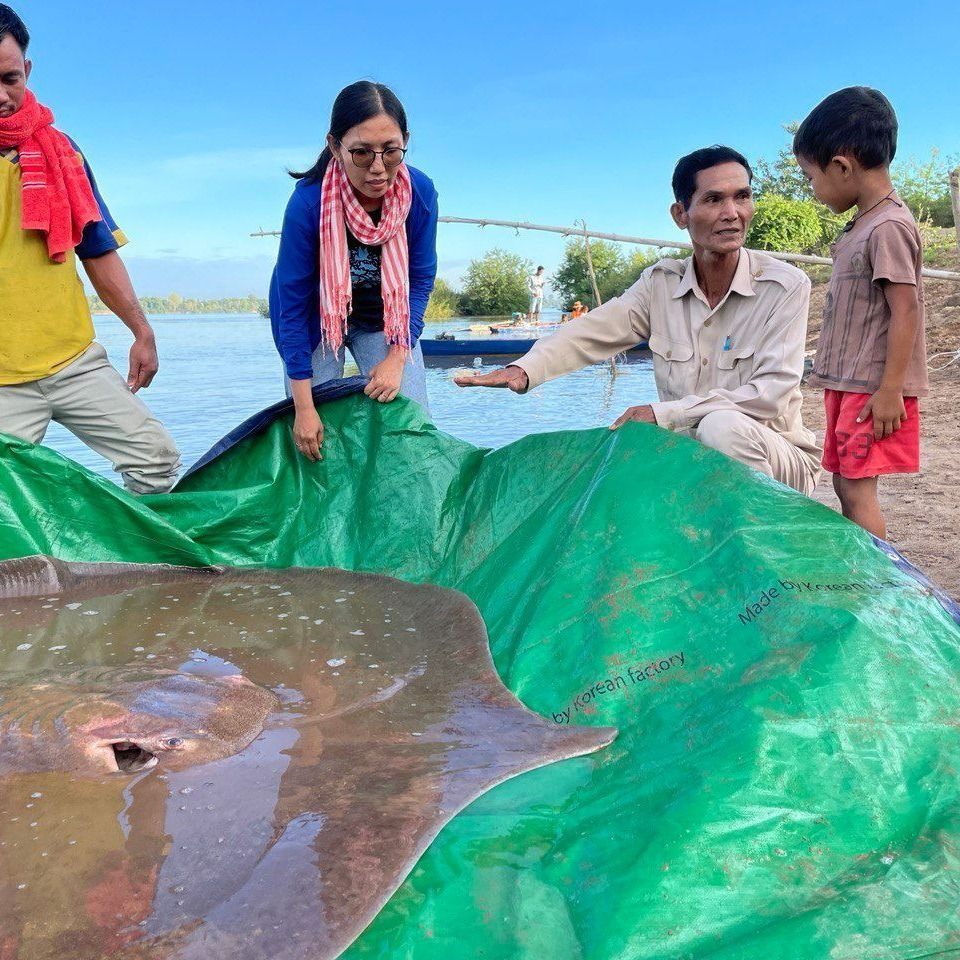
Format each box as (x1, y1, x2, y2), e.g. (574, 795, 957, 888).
(467, 312, 560, 335)
(487, 321, 560, 335)
(422, 336, 648, 358)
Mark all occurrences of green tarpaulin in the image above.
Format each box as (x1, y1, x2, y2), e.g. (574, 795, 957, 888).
(2, 386, 959, 959)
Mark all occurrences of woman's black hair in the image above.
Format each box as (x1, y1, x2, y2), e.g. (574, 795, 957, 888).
(291, 81, 408, 181)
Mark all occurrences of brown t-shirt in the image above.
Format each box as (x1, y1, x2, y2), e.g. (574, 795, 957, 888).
(809, 196, 929, 397)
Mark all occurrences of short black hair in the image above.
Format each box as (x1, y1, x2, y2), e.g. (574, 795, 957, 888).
(672, 145, 753, 208)
(537, 265, 544, 271)
(793, 86, 897, 170)
(0, 5, 28, 52)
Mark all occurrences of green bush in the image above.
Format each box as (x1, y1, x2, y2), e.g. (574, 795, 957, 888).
(747, 194, 822, 253)
(553, 239, 624, 308)
(459, 249, 532, 316)
(919, 226, 958, 267)
(554, 241, 692, 308)
(894, 150, 957, 228)
(754, 130, 957, 244)
(598, 248, 689, 303)
(424, 278, 461, 320)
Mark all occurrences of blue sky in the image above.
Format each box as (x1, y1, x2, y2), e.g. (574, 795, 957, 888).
(21, 0, 960, 297)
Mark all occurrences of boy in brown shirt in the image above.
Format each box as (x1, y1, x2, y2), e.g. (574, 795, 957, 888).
(794, 86, 928, 539)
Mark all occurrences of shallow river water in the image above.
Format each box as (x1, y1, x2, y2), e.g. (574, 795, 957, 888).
(43, 314, 657, 480)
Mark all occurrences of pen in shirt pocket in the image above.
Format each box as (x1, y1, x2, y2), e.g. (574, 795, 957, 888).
(723, 336, 733, 351)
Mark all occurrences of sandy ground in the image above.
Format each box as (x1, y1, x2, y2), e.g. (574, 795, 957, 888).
(803, 270, 960, 597)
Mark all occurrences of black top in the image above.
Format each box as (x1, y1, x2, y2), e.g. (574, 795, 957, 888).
(347, 207, 384, 332)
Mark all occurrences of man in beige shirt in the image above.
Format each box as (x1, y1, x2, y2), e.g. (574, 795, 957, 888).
(456, 145, 821, 494)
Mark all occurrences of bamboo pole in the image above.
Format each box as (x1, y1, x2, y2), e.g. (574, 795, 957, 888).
(575, 219, 619, 376)
(251, 216, 960, 281)
(431, 217, 960, 282)
(577, 220, 603, 309)
(951, 168, 960, 253)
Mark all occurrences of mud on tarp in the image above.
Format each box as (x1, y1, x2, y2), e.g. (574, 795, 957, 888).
(2, 382, 960, 960)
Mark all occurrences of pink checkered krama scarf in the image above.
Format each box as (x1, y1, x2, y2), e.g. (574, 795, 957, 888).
(318, 158, 413, 352)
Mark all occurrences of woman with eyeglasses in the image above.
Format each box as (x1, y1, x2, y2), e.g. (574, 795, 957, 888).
(269, 80, 438, 461)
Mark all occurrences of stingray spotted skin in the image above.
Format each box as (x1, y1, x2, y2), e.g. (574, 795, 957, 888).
(0, 556, 616, 960)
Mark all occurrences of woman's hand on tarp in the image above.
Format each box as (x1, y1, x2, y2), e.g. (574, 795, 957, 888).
(453, 366, 529, 393)
(365, 348, 406, 403)
(610, 405, 657, 429)
(293, 407, 325, 461)
(289, 378, 325, 460)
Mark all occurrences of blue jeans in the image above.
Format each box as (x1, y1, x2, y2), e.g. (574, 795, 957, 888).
(287, 326, 430, 413)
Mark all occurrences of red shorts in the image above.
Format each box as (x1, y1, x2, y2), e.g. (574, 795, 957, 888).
(822, 389, 920, 479)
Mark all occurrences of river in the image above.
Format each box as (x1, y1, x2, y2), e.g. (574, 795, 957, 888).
(44, 313, 657, 481)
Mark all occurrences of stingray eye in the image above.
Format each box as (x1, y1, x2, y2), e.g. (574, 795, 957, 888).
(163, 737, 185, 749)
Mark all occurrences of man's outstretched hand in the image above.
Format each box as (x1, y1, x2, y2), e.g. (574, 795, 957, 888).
(453, 365, 529, 392)
(610, 404, 657, 429)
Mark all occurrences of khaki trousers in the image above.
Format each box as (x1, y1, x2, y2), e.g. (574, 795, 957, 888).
(0, 342, 181, 494)
(691, 410, 818, 495)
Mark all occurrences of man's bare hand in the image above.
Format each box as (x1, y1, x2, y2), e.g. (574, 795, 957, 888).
(453, 365, 529, 392)
(610, 404, 657, 430)
(127, 334, 159, 392)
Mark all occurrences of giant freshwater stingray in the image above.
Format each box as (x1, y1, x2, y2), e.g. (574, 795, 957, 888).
(0, 556, 616, 960)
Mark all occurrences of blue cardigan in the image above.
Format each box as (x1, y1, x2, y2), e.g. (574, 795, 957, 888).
(269, 165, 439, 381)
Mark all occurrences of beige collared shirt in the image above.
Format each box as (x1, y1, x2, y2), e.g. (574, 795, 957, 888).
(513, 249, 821, 472)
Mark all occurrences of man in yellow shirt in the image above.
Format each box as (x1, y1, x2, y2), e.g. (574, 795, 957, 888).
(0, 6, 179, 494)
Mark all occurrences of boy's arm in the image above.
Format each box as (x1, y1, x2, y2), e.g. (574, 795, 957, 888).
(856, 219, 923, 440)
(856, 282, 919, 439)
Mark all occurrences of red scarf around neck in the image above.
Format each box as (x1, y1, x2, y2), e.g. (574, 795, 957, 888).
(319, 158, 412, 353)
(0, 89, 102, 262)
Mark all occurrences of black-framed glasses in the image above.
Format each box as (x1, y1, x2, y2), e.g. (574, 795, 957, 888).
(339, 143, 407, 168)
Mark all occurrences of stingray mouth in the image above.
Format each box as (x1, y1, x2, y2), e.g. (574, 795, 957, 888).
(110, 741, 158, 774)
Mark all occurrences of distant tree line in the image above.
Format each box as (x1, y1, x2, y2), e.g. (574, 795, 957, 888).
(88, 293, 269, 316)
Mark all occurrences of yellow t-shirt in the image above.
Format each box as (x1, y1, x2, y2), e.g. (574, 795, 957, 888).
(0, 147, 127, 385)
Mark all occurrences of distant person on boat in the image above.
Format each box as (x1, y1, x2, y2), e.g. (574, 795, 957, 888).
(456, 146, 821, 495)
(0, 5, 180, 493)
(269, 81, 438, 461)
(562, 300, 587, 322)
(527, 266, 547, 321)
